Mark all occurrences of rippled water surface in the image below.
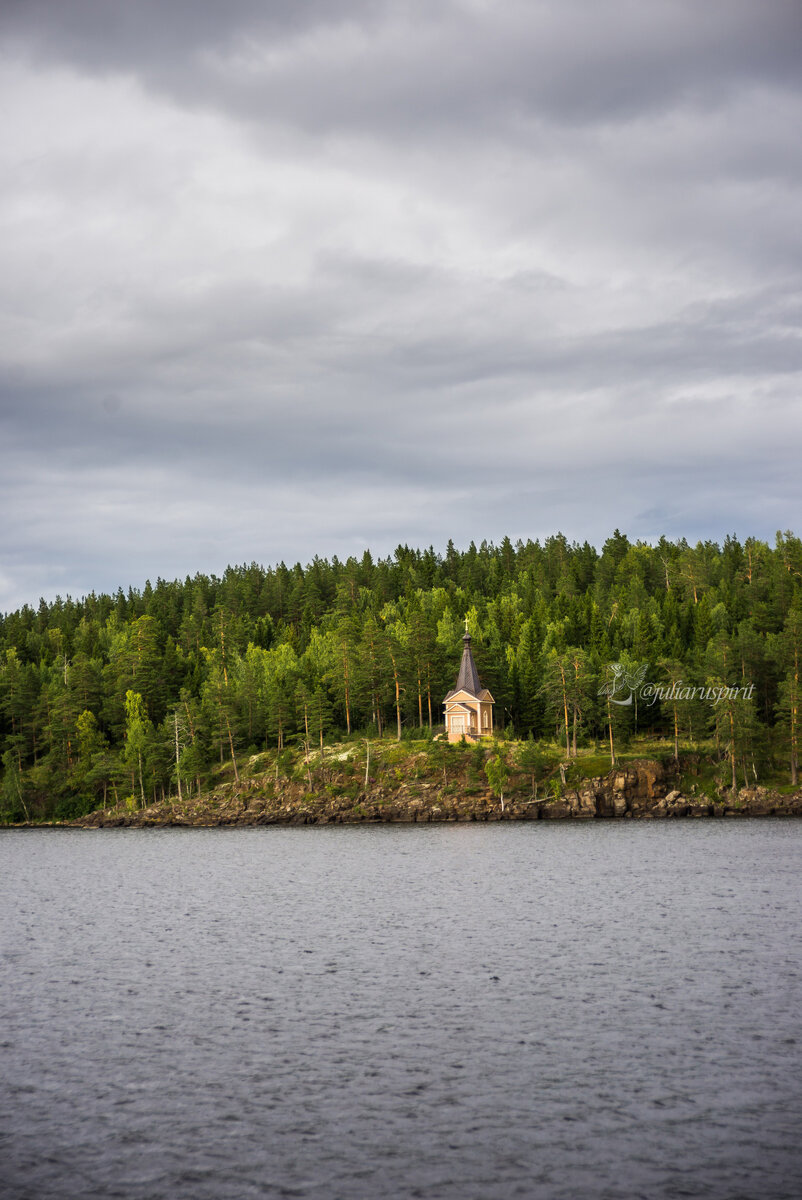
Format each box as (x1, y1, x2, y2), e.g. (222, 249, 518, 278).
(1, 822, 801, 1199)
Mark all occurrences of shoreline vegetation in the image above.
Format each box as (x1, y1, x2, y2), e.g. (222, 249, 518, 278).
(10, 738, 802, 828)
(3, 532, 802, 827)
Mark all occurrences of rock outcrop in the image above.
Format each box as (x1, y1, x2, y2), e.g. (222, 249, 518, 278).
(72, 758, 802, 828)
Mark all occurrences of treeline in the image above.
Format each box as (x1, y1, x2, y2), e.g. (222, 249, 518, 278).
(2, 531, 802, 820)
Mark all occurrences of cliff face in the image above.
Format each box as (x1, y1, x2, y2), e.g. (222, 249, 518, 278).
(552, 760, 800, 820)
(74, 759, 802, 827)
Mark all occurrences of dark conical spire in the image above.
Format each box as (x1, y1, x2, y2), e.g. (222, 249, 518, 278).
(455, 628, 482, 696)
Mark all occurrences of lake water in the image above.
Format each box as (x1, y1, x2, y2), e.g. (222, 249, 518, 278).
(1, 822, 800, 1200)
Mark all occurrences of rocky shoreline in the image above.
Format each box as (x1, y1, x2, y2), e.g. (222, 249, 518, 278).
(65, 760, 802, 828)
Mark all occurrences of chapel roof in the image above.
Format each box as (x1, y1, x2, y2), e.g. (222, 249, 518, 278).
(451, 629, 482, 698)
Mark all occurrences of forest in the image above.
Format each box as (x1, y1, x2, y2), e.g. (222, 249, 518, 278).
(1, 530, 801, 822)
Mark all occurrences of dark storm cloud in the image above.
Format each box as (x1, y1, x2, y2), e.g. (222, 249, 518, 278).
(1, 0, 801, 610)
(0, 0, 376, 65)
(5, 0, 801, 133)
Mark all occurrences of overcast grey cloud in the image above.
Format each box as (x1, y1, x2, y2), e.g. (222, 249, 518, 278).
(1, 0, 801, 611)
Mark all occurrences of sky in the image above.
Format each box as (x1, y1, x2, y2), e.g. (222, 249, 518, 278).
(1, 0, 801, 613)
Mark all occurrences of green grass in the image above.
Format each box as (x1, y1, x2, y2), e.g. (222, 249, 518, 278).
(566, 755, 614, 779)
(217, 733, 800, 814)
(680, 763, 721, 801)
